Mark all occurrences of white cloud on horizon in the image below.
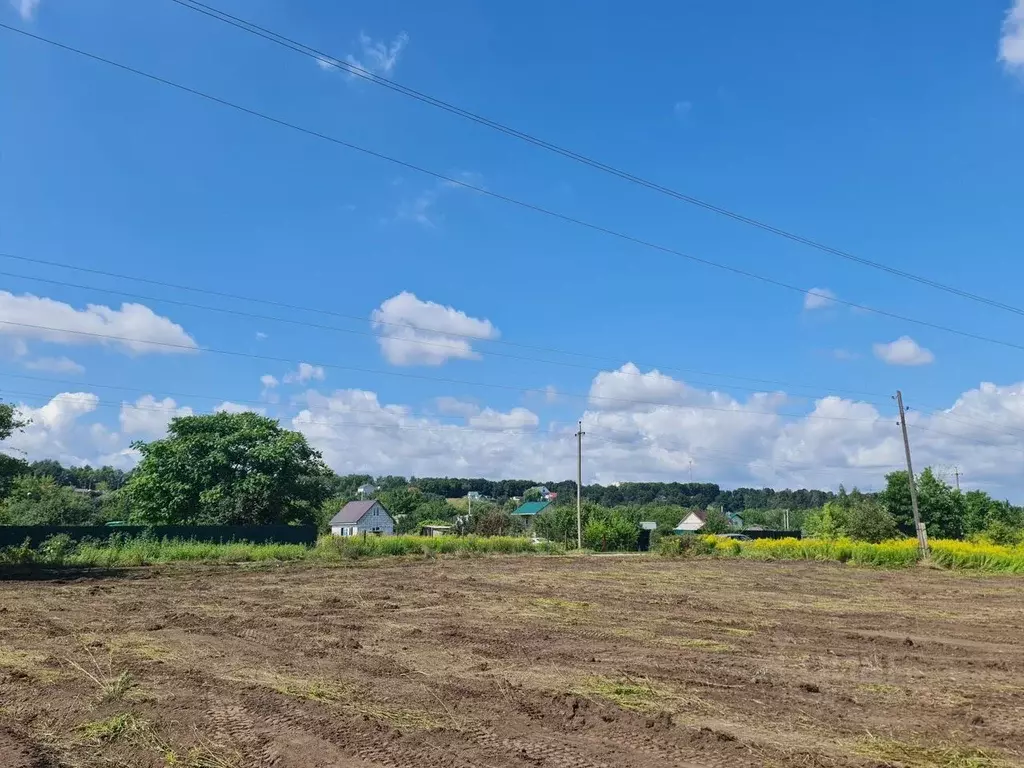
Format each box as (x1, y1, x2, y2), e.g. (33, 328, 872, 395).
(0, 291, 197, 355)
(12, 370, 1024, 500)
(119, 395, 193, 438)
(873, 336, 935, 366)
(804, 287, 837, 310)
(372, 292, 499, 366)
(1000, 0, 1024, 73)
(215, 401, 265, 415)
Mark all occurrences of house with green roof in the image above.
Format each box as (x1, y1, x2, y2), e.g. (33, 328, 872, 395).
(511, 500, 553, 519)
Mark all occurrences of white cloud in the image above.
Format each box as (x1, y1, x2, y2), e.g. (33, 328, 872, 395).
(120, 395, 193, 438)
(371, 292, 499, 366)
(10, 0, 40, 21)
(13, 371, 1024, 498)
(1000, 0, 1024, 73)
(873, 336, 935, 366)
(344, 32, 408, 77)
(0, 292, 197, 354)
(255, 331, 268, 341)
(23, 356, 85, 374)
(3, 392, 104, 467)
(215, 401, 265, 415)
(468, 407, 539, 431)
(435, 396, 480, 417)
(804, 287, 837, 310)
(260, 374, 279, 389)
(283, 363, 326, 384)
(544, 385, 559, 404)
(398, 172, 483, 228)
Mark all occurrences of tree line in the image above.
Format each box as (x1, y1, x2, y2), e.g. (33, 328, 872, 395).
(0, 404, 1021, 546)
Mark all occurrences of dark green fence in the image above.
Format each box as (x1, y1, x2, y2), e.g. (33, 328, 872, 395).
(0, 525, 317, 549)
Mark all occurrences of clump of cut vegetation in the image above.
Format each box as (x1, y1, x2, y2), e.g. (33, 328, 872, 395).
(856, 736, 1008, 768)
(81, 712, 149, 743)
(570, 675, 686, 712)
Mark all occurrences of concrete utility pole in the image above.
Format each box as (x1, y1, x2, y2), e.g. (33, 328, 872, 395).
(954, 466, 961, 492)
(895, 390, 929, 557)
(576, 421, 585, 550)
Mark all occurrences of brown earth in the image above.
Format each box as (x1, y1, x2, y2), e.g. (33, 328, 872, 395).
(1, 555, 1022, 767)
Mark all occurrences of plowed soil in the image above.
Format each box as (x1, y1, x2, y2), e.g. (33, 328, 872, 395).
(1, 556, 1022, 767)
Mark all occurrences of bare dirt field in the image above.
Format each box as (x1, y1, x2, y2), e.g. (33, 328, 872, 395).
(1, 555, 1022, 768)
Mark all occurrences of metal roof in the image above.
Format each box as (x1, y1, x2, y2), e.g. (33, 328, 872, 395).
(330, 500, 382, 525)
(511, 500, 552, 516)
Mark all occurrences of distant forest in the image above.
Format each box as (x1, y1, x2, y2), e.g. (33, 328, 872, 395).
(330, 475, 836, 512)
(20, 461, 835, 512)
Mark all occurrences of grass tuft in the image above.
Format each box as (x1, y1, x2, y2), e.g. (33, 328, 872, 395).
(81, 712, 148, 743)
(572, 676, 671, 712)
(856, 736, 1007, 767)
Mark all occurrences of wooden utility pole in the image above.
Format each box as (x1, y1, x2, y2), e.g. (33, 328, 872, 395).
(576, 421, 585, 550)
(895, 391, 929, 556)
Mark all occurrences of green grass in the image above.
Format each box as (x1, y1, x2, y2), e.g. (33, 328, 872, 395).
(0, 534, 563, 568)
(81, 712, 149, 743)
(661, 535, 1024, 573)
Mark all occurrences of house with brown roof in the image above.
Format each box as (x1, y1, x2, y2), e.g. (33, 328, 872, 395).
(329, 500, 395, 537)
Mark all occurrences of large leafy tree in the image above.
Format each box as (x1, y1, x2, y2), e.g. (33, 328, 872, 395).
(0, 475, 99, 525)
(124, 412, 332, 525)
(880, 468, 965, 540)
(0, 401, 28, 500)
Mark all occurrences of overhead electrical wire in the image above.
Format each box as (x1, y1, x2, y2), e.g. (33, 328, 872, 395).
(4, 386, 903, 478)
(0, 263, 899, 405)
(7, 257, 1024, 440)
(4, 24, 1024, 357)
(0, 329, 894, 424)
(165, 0, 1024, 320)
(0, 252, 891, 400)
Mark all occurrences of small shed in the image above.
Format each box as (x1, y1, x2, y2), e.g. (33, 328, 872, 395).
(420, 524, 454, 537)
(329, 500, 395, 537)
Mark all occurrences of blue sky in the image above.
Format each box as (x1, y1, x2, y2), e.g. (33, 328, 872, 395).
(2, 0, 1024, 494)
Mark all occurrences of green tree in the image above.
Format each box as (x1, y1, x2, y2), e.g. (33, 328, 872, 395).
(881, 468, 965, 540)
(701, 507, 733, 534)
(0, 475, 99, 525)
(803, 503, 845, 539)
(378, 487, 423, 519)
(843, 497, 899, 543)
(916, 468, 964, 539)
(0, 402, 28, 500)
(123, 412, 331, 525)
(523, 487, 543, 502)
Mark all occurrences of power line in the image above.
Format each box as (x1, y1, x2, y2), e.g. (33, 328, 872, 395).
(3, 387, 902, 478)
(12, 259, 1024, 441)
(166, 0, 1024, 320)
(5, 24, 1024, 356)
(0, 263, 892, 402)
(0, 332, 891, 424)
(0, 252, 897, 399)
